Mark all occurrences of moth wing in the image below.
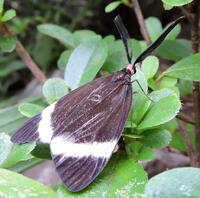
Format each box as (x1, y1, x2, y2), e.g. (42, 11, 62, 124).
(11, 74, 112, 144)
(50, 74, 132, 192)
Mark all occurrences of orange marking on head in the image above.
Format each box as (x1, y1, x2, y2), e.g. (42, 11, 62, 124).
(126, 64, 135, 75)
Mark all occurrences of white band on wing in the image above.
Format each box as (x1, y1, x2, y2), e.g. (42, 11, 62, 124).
(50, 135, 118, 158)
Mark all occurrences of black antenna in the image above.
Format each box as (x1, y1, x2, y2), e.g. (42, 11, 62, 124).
(114, 15, 132, 64)
(134, 16, 185, 65)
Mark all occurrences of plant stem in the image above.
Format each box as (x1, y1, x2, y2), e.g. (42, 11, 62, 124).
(185, 0, 200, 167)
(131, 0, 151, 44)
(177, 113, 195, 125)
(0, 23, 47, 84)
(178, 120, 196, 165)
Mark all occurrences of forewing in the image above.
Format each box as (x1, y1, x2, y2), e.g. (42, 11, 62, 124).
(50, 73, 132, 192)
(11, 74, 114, 144)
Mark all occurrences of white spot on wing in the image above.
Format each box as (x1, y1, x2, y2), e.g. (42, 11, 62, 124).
(38, 102, 56, 143)
(50, 136, 118, 159)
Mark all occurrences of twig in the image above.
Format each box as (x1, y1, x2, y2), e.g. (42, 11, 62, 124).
(0, 23, 47, 84)
(178, 120, 196, 165)
(176, 113, 195, 125)
(186, 0, 200, 167)
(130, 0, 151, 45)
(179, 7, 192, 23)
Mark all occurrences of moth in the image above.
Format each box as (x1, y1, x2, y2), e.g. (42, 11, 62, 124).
(11, 16, 184, 192)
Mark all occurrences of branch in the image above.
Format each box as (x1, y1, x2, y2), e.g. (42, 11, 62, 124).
(176, 113, 195, 125)
(0, 24, 47, 84)
(178, 120, 196, 165)
(185, 0, 200, 167)
(130, 0, 151, 45)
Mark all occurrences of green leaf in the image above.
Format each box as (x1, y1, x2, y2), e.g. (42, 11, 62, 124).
(131, 67, 150, 125)
(0, 96, 44, 135)
(159, 76, 177, 89)
(149, 88, 176, 103)
(103, 35, 115, 45)
(32, 34, 55, 71)
(144, 167, 200, 198)
(0, 133, 12, 165)
(1, 142, 36, 168)
(141, 56, 159, 79)
(141, 129, 172, 149)
(73, 30, 101, 46)
(18, 103, 44, 118)
(8, 158, 44, 173)
(37, 24, 75, 48)
(0, 0, 4, 13)
(57, 154, 147, 198)
(161, 0, 193, 6)
(126, 142, 155, 162)
(170, 131, 195, 152)
(137, 95, 181, 130)
(0, 35, 16, 52)
(103, 39, 142, 72)
(0, 133, 36, 168)
(177, 79, 192, 97)
(0, 168, 57, 198)
(156, 39, 191, 61)
(105, 1, 121, 13)
(0, 60, 26, 77)
(164, 53, 200, 81)
(163, 3, 173, 10)
(1, 9, 16, 22)
(65, 39, 108, 89)
(166, 24, 181, 40)
(57, 50, 73, 70)
(145, 17, 162, 41)
(31, 144, 51, 160)
(43, 78, 69, 103)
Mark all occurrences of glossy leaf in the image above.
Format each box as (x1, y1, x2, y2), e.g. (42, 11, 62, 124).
(0, 168, 57, 198)
(137, 95, 181, 130)
(57, 50, 73, 70)
(18, 103, 44, 118)
(1, 142, 35, 168)
(165, 24, 181, 40)
(170, 131, 195, 152)
(31, 144, 51, 160)
(0, 133, 12, 165)
(144, 167, 200, 198)
(161, 0, 193, 6)
(145, 17, 162, 41)
(164, 53, 200, 81)
(65, 39, 107, 89)
(37, 24, 75, 48)
(0, 96, 43, 135)
(103, 39, 142, 72)
(149, 88, 176, 103)
(141, 129, 172, 149)
(159, 76, 177, 89)
(156, 39, 191, 61)
(73, 30, 101, 46)
(43, 78, 69, 103)
(57, 154, 147, 198)
(105, 1, 121, 13)
(1, 9, 16, 22)
(0, 0, 4, 13)
(0, 35, 16, 52)
(126, 142, 155, 162)
(141, 56, 159, 79)
(132, 66, 150, 125)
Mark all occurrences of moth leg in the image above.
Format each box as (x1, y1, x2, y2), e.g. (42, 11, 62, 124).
(131, 79, 154, 102)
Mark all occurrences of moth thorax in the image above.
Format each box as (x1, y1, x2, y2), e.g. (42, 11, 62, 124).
(126, 64, 135, 75)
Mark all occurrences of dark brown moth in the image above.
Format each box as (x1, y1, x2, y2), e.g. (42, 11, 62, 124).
(11, 16, 184, 192)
